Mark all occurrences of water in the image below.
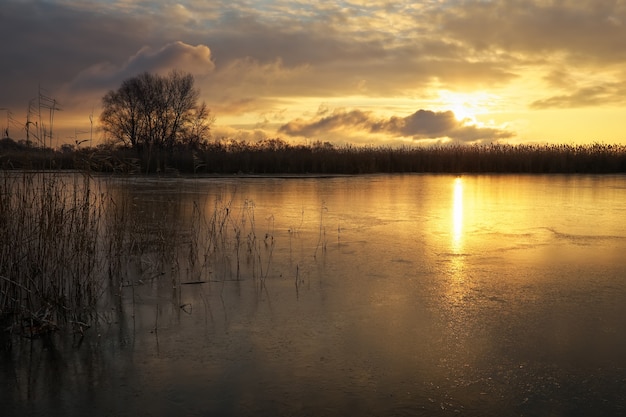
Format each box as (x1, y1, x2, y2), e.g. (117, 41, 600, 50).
(3, 174, 626, 416)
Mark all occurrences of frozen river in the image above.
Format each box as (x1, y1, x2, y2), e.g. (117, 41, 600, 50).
(3, 174, 626, 416)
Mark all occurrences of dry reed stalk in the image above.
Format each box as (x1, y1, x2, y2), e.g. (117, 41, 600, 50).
(0, 172, 105, 335)
(1, 172, 281, 339)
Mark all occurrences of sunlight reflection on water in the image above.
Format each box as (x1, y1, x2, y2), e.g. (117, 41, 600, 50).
(3, 173, 626, 417)
(452, 176, 464, 253)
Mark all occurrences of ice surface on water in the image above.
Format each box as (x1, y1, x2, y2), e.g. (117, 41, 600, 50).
(3, 174, 626, 417)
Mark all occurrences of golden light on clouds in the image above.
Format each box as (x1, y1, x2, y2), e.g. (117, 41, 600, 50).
(2, 0, 626, 146)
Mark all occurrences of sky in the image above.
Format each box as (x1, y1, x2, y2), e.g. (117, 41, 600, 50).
(1, 0, 626, 147)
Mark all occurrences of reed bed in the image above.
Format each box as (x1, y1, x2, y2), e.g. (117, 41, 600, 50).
(0, 172, 105, 337)
(199, 141, 626, 174)
(0, 170, 276, 339)
(3, 139, 626, 174)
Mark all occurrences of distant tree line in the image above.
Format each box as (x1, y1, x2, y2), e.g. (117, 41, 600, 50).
(2, 136, 626, 174)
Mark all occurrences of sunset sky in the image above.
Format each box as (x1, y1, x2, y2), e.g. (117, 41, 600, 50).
(2, 0, 626, 147)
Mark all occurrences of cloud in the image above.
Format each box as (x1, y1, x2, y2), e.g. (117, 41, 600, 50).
(531, 82, 626, 109)
(193, 5, 518, 96)
(0, 0, 174, 109)
(68, 42, 215, 93)
(125, 42, 215, 76)
(279, 108, 514, 142)
(0, 1, 522, 111)
(437, 0, 626, 66)
(542, 69, 577, 89)
(279, 108, 374, 137)
(2, 0, 624, 145)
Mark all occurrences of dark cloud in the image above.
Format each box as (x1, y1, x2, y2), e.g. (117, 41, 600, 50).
(279, 108, 513, 142)
(0, 1, 220, 136)
(279, 109, 374, 137)
(0, 0, 174, 111)
(379, 110, 461, 138)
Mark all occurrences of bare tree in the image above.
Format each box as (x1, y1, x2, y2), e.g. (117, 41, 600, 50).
(101, 70, 213, 150)
(182, 102, 215, 149)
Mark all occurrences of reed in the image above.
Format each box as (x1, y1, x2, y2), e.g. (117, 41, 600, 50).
(314, 201, 328, 259)
(0, 172, 105, 336)
(0, 171, 278, 340)
(154, 192, 274, 285)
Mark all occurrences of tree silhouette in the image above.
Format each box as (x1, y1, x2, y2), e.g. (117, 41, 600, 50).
(100, 70, 213, 151)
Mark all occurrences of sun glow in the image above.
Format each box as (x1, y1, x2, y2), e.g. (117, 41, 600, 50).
(439, 91, 496, 123)
(451, 102, 475, 123)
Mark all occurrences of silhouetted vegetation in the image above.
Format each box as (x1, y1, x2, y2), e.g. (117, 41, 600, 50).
(100, 70, 213, 151)
(2, 137, 626, 174)
(0, 170, 273, 338)
(0, 172, 104, 337)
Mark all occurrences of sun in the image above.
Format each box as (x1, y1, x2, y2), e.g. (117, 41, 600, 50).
(451, 102, 474, 122)
(438, 91, 493, 123)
